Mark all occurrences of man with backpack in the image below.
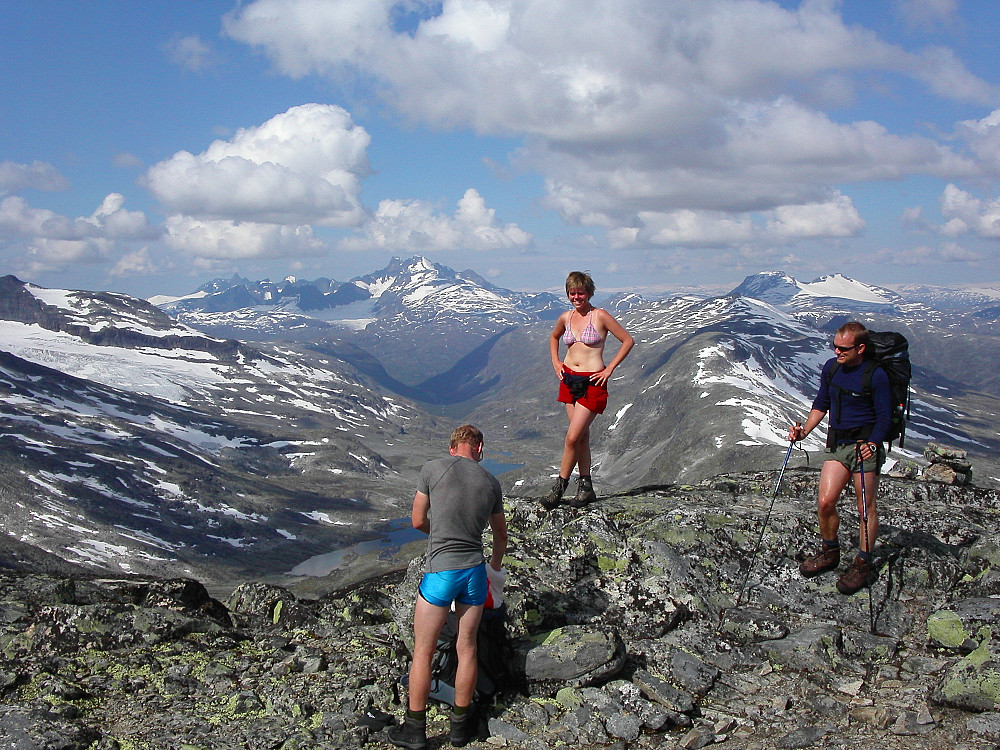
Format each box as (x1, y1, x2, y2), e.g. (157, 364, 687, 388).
(788, 321, 892, 595)
(389, 425, 507, 750)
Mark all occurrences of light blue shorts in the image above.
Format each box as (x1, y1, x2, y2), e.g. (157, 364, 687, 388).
(418, 563, 487, 608)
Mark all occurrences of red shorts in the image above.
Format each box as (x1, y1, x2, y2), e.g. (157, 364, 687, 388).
(557, 368, 608, 414)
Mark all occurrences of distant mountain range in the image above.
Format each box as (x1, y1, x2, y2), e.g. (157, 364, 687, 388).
(153, 256, 564, 333)
(2, 259, 999, 586)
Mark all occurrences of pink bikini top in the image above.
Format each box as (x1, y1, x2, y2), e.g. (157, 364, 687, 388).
(562, 310, 602, 346)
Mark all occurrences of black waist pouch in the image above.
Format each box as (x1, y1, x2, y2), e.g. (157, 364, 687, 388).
(826, 424, 873, 450)
(563, 372, 590, 400)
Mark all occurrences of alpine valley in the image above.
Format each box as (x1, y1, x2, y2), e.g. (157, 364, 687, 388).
(2, 258, 999, 592)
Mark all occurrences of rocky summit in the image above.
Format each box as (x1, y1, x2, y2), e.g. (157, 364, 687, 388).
(2, 469, 1000, 750)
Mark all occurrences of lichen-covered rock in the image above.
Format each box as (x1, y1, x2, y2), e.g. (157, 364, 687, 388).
(633, 668, 696, 714)
(927, 598, 999, 653)
(225, 580, 315, 629)
(933, 634, 1000, 712)
(760, 626, 844, 672)
(1, 470, 999, 749)
(718, 606, 789, 643)
(922, 462, 971, 485)
(516, 624, 626, 690)
(967, 711, 1000, 741)
(0, 704, 101, 750)
(924, 442, 969, 461)
(887, 458, 922, 479)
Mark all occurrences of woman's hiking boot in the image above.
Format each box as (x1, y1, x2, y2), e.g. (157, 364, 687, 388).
(798, 546, 840, 577)
(836, 556, 873, 595)
(449, 707, 477, 747)
(539, 477, 569, 509)
(568, 476, 597, 507)
(387, 715, 427, 750)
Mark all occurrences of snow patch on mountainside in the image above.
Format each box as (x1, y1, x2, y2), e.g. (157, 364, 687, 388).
(694, 342, 815, 448)
(1, 320, 231, 400)
(147, 290, 209, 306)
(795, 274, 895, 304)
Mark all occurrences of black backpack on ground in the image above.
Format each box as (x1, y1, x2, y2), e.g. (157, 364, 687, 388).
(825, 330, 911, 449)
(403, 605, 513, 707)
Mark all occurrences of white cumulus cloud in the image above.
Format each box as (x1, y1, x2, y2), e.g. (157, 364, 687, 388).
(939, 184, 1000, 239)
(144, 103, 375, 262)
(109, 247, 159, 278)
(145, 104, 370, 227)
(164, 34, 216, 72)
(0, 160, 70, 196)
(767, 194, 865, 240)
(0, 194, 158, 244)
(0, 193, 160, 275)
(224, 0, 997, 252)
(163, 216, 325, 260)
(340, 188, 532, 253)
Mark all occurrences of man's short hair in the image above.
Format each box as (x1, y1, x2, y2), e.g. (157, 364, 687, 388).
(836, 321, 870, 348)
(450, 424, 483, 450)
(565, 271, 596, 297)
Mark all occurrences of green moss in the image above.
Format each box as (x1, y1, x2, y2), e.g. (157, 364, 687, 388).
(272, 600, 284, 624)
(74, 618, 111, 635)
(927, 609, 970, 649)
(93, 740, 154, 750)
(308, 711, 325, 730)
(539, 627, 565, 646)
(555, 687, 581, 710)
(941, 670, 1000, 708)
(597, 555, 627, 572)
(657, 526, 713, 548)
(966, 630, 995, 668)
(704, 513, 737, 530)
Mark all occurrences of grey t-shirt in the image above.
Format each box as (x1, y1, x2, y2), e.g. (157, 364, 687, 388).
(417, 455, 503, 573)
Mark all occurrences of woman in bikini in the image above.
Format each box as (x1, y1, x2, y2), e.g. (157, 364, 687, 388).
(542, 271, 634, 508)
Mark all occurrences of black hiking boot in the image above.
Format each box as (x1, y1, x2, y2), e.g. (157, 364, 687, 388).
(799, 546, 840, 577)
(568, 476, 597, 507)
(449, 706, 477, 747)
(539, 477, 569, 509)
(836, 556, 873, 595)
(387, 715, 427, 750)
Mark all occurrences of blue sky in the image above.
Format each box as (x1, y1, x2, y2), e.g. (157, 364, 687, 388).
(3, 0, 1000, 299)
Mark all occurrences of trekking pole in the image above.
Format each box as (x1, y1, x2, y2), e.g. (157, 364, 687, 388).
(722, 438, 795, 628)
(857, 443, 876, 635)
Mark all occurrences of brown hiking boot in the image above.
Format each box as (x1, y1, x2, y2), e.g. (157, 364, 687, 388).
(568, 476, 597, 508)
(799, 546, 840, 577)
(539, 477, 569, 509)
(836, 556, 873, 595)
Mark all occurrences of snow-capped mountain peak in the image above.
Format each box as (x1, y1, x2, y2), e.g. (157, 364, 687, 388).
(795, 273, 898, 305)
(730, 271, 899, 308)
(727, 271, 802, 304)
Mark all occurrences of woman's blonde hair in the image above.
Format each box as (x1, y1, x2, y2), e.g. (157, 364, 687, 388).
(565, 271, 595, 297)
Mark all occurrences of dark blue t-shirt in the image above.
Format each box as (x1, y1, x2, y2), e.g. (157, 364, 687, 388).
(811, 358, 892, 444)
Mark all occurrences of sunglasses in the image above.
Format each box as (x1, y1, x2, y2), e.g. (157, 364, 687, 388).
(832, 343, 858, 352)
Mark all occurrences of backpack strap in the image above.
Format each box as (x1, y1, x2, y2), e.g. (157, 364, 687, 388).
(823, 362, 841, 450)
(824, 361, 844, 420)
(859, 359, 879, 397)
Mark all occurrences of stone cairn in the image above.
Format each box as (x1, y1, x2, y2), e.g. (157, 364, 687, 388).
(889, 441, 972, 485)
